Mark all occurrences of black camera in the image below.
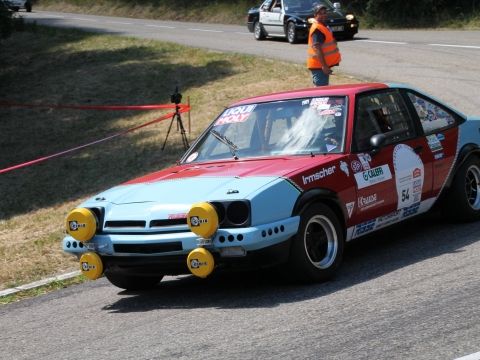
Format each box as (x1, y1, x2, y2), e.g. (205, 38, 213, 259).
(170, 87, 182, 104)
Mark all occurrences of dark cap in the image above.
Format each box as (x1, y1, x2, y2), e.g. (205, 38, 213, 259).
(313, 4, 327, 14)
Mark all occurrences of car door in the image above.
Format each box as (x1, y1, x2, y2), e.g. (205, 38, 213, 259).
(348, 89, 434, 239)
(403, 89, 461, 198)
(259, 0, 284, 35)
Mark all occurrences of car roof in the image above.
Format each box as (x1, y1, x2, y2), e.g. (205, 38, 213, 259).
(230, 83, 389, 106)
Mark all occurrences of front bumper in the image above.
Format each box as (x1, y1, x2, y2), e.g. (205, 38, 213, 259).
(64, 216, 300, 274)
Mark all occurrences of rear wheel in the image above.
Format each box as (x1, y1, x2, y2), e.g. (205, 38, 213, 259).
(105, 272, 163, 290)
(288, 203, 344, 282)
(254, 21, 266, 40)
(444, 156, 480, 222)
(286, 22, 298, 44)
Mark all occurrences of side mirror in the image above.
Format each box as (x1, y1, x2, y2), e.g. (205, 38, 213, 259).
(333, 2, 341, 10)
(369, 133, 386, 155)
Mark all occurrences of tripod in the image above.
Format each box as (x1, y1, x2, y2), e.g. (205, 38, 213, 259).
(161, 104, 189, 151)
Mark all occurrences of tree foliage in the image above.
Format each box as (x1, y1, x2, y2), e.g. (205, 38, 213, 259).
(342, 0, 479, 27)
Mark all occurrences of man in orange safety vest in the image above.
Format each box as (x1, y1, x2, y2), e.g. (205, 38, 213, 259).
(307, 4, 342, 86)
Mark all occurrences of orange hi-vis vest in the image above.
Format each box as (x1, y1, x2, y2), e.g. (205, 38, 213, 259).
(307, 22, 341, 69)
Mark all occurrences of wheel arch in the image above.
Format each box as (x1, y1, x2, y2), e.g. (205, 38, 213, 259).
(445, 143, 480, 189)
(292, 188, 347, 238)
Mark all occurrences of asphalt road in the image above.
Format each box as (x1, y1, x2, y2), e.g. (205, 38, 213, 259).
(20, 11, 480, 115)
(2, 11, 480, 360)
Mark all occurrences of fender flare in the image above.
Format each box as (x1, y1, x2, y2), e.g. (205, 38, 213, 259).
(444, 144, 480, 189)
(292, 188, 347, 238)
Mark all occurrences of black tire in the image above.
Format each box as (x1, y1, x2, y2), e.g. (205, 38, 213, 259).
(254, 21, 266, 40)
(286, 22, 297, 44)
(288, 203, 344, 282)
(105, 272, 163, 290)
(444, 156, 480, 222)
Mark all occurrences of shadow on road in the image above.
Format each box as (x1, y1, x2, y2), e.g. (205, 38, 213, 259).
(101, 212, 480, 313)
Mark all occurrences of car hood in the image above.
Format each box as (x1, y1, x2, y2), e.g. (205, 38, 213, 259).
(81, 156, 338, 206)
(287, 10, 345, 22)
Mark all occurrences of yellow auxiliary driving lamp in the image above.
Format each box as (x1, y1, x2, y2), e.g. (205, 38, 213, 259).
(186, 202, 219, 278)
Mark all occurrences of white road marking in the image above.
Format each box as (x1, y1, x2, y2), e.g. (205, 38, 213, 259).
(187, 28, 223, 33)
(105, 21, 133, 25)
(145, 24, 176, 29)
(71, 17, 97, 22)
(429, 43, 480, 50)
(454, 351, 480, 360)
(357, 40, 407, 45)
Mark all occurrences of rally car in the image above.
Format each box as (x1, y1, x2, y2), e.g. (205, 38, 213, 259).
(247, 0, 359, 43)
(64, 83, 480, 290)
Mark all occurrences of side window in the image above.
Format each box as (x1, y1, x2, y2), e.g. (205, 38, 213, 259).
(407, 92, 456, 134)
(353, 90, 416, 152)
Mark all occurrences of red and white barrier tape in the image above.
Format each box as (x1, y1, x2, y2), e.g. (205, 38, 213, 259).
(0, 102, 190, 175)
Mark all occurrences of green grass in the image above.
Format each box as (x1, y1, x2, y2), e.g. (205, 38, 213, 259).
(0, 24, 359, 294)
(0, 276, 88, 305)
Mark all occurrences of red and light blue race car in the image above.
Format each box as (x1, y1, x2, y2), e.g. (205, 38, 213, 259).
(64, 83, 480, 290)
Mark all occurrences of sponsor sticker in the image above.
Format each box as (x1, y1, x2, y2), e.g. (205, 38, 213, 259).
(215, 104, 256, 126)
(358, 153, 372, 170)
(340, 161, 349, 177)
(354, 219, 376, 237)
(354, 165, 392, 189)
(426, 134, 443, 152)
(358, 193, 384, 211)
(346, 202, 355, 218)
(393, 144, 424, 210)
(302, 165, 336, 185)
(351, 160, 362, 173)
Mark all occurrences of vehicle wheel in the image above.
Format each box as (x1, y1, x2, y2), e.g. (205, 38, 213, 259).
(288, 203, 344, 282)
(287, 22, 297, 44)
(254, 21, 266, 40)
(26, 2, 32, 12)
(105, 272, 163, 290)
(444, 156, 480, 222)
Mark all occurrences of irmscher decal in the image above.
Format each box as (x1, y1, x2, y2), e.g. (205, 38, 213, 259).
(354, 165, 392, 189)
(215, 104, 256, 126)
(340, 161, 349, 176)
(302, 165, 336, 185)
(393, 144, 424, 210)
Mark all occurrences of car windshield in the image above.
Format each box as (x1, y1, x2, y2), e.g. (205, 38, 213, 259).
(284, 0, 335, 12)
(182, 96, 347, 164)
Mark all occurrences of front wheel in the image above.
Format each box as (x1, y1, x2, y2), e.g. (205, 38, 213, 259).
(288, 203, 344, 282)
(105, 272, 163, 290)
(254, 21, 266, 40)
(444, 156, 480, 222)
(286, 22, 297, 44)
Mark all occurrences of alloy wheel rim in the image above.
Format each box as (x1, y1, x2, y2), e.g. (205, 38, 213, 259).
(465, 165, 480, 210)
(303, 215, 338, 269)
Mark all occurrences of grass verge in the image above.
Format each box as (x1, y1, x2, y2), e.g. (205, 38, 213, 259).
(0, 24, 359, 296)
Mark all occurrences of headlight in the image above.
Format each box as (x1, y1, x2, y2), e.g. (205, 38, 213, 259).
(65, 208, 98, 242)
(346, 14, 355, 21)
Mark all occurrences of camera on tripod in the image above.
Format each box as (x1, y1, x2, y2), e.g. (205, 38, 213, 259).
(170, 86, 182, 105)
